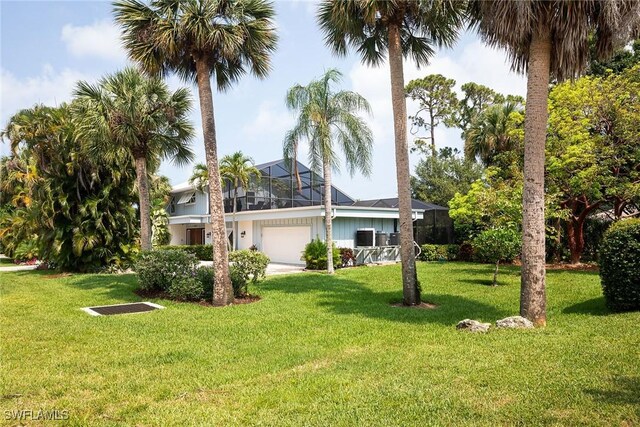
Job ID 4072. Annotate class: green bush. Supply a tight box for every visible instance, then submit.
[13,238,39,262]
[419,244,459,262]
[472,228,521,286]
[156,244,213,261]
[457,242,474,261]
[229,250,270,297]
[167,276,204,301]
[599,219,640,312]
[135,249,199,292]
[303,237,341,270]
[195,266,214,300]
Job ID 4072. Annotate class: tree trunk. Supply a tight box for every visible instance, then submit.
[493,261,499,286]
[232,182,238,251]
[323,157,334,274]
[520,30,551,327]
[135,156,152,251]
[430,110,436,157]
[388,23,420,306]
[566,218,585,264]
[195,58,233,306]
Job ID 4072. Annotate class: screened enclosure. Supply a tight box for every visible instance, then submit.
[414,205,454,245]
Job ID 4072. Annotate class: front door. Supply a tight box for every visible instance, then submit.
[187,228,204,245]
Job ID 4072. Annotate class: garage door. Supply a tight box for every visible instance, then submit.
[262,226,311,264]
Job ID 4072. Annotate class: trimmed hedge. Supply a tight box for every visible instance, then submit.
[419,244,460,262]
[599,219,640,312]
[156,244,213,261]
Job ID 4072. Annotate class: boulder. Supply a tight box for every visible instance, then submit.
[456,319,491,333]
[495,316,534,329]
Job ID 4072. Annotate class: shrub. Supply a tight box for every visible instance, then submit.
[418,244,459,262]
[135,249,199,292]
[339,247,356,267]
[195,266,215,300]
[229,250,270,297]
[472,228,521,286]
[167,276,204,301]
[599,219,640,312]
[13,238,39,262]
[303,238,340,270]
[156,244,213,261]
[457,242,474,261]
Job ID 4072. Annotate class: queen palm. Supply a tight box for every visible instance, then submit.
[317,0,466,302]
[469,0,640,326]
[73,67,194,251]
[284,69,373,274]
[189,163,209,193]
[114,0,277,305]
[219,152,261,251]
[464,102,520,166]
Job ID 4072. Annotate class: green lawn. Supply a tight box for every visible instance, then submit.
[1,263,638,426]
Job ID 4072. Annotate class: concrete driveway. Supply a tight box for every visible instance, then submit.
[198,261,305,276]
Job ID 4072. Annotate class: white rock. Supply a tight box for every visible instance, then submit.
[456,319,491,333]
[495,316,534,329]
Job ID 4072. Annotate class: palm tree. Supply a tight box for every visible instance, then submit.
[189,163,209,193]
[317,0,466,303]
[219,152,261,251]
[114,0,277,306]
[73,67,194,251]
[284,69,373,274]
[464,102,520,166]
[469,0,640,326]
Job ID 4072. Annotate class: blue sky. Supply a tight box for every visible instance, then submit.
[0,0,526,200]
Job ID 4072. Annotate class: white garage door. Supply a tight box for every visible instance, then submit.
[262,226,311,265]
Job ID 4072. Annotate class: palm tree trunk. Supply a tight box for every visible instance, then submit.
[520,29,551,326]
[195,57,233,306]
[232,183,238,251]
[323,157,334,274]
[134,156,152,251]
[388,22,420,306]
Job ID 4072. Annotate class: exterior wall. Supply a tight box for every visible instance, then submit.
[168,223,213,245]
[237,220,254,250]
[170,190,209,217]
[252,217,323,252]
[332,217,396,248]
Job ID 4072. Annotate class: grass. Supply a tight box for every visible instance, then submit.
[1,263,638,426]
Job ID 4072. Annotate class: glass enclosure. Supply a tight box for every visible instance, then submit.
[221,160,354,213]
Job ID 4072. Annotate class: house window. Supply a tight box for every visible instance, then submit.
[177,191,196,205]
[169,196,176,214]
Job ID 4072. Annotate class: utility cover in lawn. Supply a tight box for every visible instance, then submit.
[82,302,164,316]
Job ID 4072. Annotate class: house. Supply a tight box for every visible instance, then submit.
[167,159,447,265]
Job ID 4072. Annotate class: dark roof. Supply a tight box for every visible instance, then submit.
[352,198,448,211]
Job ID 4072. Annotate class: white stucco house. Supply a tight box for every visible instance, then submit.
[167,159,445,265]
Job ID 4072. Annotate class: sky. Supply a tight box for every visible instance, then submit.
[0,0,527,200]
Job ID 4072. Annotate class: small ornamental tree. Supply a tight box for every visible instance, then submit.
[473,228,522,286]
[599,219,640,312]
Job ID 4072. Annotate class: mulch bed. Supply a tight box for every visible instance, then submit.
[510,260,599,271]
[391,301,438,309]
[134,288,260,306]
[44,273,72,279]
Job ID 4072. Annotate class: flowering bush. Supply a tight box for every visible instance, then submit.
[135,249,199,292]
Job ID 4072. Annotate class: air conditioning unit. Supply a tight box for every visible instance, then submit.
[356,228,375,247]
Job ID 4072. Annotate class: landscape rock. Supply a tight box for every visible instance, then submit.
[495,316,534,329]
[456,319,491,333]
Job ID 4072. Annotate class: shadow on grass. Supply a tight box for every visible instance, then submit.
[458,278,502,287]
[585,376,640,411]
[562,296,611,316]
[259,273,510,325]
[62,273,140,302]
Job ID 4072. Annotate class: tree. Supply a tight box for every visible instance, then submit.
[284,69,373,274]
[468,0,640,326]
[547,65,640,264]
[464,102,523,166]
[318,0,466,304]
[114,0,278,306]
[73,68,194,251]
[405,74,457,155]
[453,82,502,137]
[411,147,483,207]
[219,151,261,251]
[473,228,522,286]
[588,38,640,76]
[189,163,209,193]
[150,174,173,247]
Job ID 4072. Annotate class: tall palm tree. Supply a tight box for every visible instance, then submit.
[317,0,466,303]
[73,67,194,251]
[464,102,520,166]
[219,152,261,251]
[284,69,373,274]
[114,0,277,306]
[469,1,640,326]
[189,163,209,193]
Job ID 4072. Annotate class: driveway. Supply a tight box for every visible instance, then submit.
[198,261,305,276]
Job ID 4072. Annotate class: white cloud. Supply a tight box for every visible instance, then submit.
[241,101,294,141]
[61,20,127,62]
